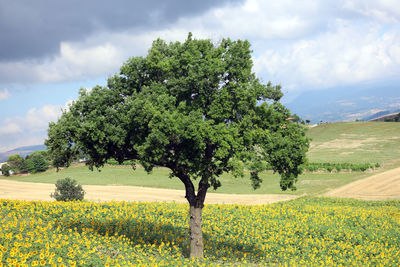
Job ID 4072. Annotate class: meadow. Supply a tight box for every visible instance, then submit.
[3,122,399,196]
[2,164,370,195]
[306,122,400,166]
[1,197,399,266]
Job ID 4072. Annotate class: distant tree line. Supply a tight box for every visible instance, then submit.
[1,151,49,176]
[384,113,400,122]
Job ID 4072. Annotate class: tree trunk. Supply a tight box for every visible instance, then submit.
[173,168,209,258]
[189,205,204,258]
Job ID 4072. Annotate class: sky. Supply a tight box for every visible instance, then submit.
[0,0,400,152]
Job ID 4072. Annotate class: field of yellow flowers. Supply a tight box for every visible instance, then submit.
[1,197,399,266]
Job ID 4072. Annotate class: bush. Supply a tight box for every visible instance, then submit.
[51,177,85,201]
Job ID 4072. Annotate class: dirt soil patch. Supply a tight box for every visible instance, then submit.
[323,167,400,200]
[0,180,297,205]
[312,137,380,150]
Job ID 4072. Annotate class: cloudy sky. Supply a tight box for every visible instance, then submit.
[0,0,399,152]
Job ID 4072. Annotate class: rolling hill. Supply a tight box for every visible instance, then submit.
[306,121,400,165]
[0,145,46,162]
[285,82,400,123]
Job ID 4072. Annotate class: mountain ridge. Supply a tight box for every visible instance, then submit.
[284,82,399,123]
[0,144,46,163]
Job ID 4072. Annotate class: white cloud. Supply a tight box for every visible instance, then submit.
[0,88,10,101]
[0,121,21,135]
[254,19,400,89]
[0,104,62,152]
[343,0,400,23]
[0,42,123,83]
[0,0,399,92]
[171,0,326,41]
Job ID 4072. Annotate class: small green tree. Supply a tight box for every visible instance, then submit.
[7,154,26,173]
[51,177,85,201]
[25,153,49,173]
[1,164,11,176]
[46,34,309,258]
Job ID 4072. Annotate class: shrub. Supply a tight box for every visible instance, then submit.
[51,177,85,201]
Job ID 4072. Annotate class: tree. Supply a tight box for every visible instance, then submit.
[25,152,49,173]
[384,112,400,122]
[7,154,26,174]
[46,34,309,258]
[1,163,11,176]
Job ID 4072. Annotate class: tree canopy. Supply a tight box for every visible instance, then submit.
[7,154,26,173]
[46,33,309,258]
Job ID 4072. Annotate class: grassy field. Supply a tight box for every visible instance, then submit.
[1,197,399,266]
[2,164,369,195]
[307,121,400,166]
[3,121,399,195]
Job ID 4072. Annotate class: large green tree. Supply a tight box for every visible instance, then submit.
[46,34,309,258]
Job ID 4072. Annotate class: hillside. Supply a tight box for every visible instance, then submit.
[0,145,46,162]
[285,82,400,123]
[306,122,400,165]
[370,112,400,122]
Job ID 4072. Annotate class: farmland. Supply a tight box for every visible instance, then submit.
[4,122,400,196]
[1,121,400,266]
[1,197,399,266]
[306,122,400,166]
[1,164,369,196]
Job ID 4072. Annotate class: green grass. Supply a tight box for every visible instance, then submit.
[307,121,400,165]
[2,164,369,195]
[1,121,398,195]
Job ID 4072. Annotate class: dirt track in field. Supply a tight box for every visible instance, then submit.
[0,180,297,205]
[323,167,400,200]
[1,167,399,204]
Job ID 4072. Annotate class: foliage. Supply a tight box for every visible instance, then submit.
[384,113,400,122]
[303,162,377,172]
[106,159,136,166]
[45,33,309,257]
[245,161,378,173]
[46,33,309,198]
[7,154,26,174]
[1,163,11,176]
[26,150,49,159]
[50,177,85,201]
[1,197,399,266]
[25,153,49,174]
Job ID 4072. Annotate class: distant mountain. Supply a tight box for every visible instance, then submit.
[284,81,400,123]
[0,145,46,163]
[364,110,400,121]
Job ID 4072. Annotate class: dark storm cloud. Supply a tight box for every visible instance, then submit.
[0,0,242,62]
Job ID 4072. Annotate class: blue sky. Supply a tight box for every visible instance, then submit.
[0,0,400,152]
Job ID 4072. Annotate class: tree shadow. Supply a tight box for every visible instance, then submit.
[58,216,265,261]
